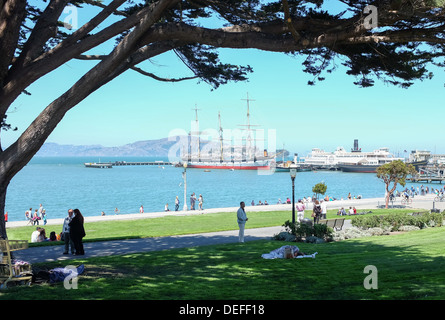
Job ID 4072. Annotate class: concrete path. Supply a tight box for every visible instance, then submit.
[14,226,285,264]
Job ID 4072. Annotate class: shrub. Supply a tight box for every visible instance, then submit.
[280,220,333,242]
[273,231,296,242]
[351,212,445,231]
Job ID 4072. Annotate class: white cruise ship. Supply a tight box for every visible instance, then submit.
[303,140,403,170]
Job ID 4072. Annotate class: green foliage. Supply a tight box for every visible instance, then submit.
[376,160,417,187]
[312,182,327,199]
[282,220,333,241]
[351,212,445,231]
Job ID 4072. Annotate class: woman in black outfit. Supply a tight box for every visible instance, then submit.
[69,208,86,255]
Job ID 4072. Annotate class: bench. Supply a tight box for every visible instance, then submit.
[0,240,32,289]
[410,211,428,216]
[318,218,345,231]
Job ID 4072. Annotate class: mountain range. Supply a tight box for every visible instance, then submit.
[36,137,182,157]
[36,136,289,158]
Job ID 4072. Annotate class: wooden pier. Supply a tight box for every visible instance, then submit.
[84,161,173,168]
[407,177,445,183]
[84,162,113,168]
[407,165,445,183]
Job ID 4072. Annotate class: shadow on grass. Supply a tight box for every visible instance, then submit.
[4,228,445,300]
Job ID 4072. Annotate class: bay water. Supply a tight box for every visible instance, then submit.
[5,156,439,222]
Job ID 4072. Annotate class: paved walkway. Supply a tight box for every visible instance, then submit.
[11,194,442,264]
[14,226,289,264]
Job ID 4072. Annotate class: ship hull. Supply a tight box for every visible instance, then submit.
[187,162,270,170]
[339,160,429,173]
[338,164,379,173]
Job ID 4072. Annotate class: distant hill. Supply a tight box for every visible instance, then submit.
[37,137,288,158]
[36,137,184,157]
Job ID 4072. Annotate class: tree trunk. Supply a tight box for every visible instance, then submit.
[0,181,9,239]
[0,0,179,239]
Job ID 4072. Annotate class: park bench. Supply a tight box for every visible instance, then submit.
[410,211,428,216]
[0,240,32,289]
[318,218,345,231]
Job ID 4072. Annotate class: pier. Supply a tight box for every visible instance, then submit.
[84,161,173,168]
[407,165,445,184]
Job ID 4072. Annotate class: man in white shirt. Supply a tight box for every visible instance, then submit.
[31,227,41,243]
[237,202,248,243]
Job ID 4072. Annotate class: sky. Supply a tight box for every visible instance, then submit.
[3,1,445,158]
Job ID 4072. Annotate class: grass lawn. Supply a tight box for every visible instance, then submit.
[1,217,444,300]
[6,208,419,245]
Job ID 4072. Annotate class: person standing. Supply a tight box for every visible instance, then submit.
[139,205,144,213]
[198,194,203,211]
[25,208,32,225]
[69,208,86,255]
[62,209,74,255]
[237,201,248,243]
[175,196,180,211]
[42,209,47,225]
[295,199,305,222]
[38,203,44,218]
[32,209,39,225]
[190,192,196,210]
[312,200,322,224]
[320,200,327,220]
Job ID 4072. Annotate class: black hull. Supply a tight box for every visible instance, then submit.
[339,159,429,173]
[338,164,378,173]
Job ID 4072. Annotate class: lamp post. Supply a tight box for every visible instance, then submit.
[182,162,188,211]
[290,168,297,224]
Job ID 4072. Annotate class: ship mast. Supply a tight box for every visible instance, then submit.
[218,111,224,162]
[191,104,201,161]
[240,93,260,161]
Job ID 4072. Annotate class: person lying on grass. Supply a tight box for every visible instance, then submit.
[261,245,318,259]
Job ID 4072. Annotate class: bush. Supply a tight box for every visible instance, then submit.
[279,220,333,242]
[332,226,391,241]
[351,212,445,231]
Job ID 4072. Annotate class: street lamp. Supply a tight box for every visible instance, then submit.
[182,162,188,211]
[290,168,297,224]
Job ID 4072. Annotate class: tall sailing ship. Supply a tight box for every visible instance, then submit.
[182,94,274,170]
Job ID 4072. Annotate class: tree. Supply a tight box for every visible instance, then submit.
[312,182,327,200]
[1,0,445,238]
[376,160,417,208]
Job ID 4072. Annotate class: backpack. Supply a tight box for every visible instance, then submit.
[314,205,321,215]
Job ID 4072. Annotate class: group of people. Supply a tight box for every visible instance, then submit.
[29,208,86,256]
[251,200,271,206]
[31,227,60,243]
[25,204,47,225]
[161,193,204,212]
[337,206,357,216]
[61,208,86,256]
[189,192,204,211]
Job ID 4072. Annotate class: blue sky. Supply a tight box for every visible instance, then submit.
[3,1,445,157]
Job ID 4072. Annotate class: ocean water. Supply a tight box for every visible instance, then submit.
[5,157,441,222]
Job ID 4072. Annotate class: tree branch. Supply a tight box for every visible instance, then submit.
[130,65,198,82]
[1,0,180,181]
[0,0,27,81]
